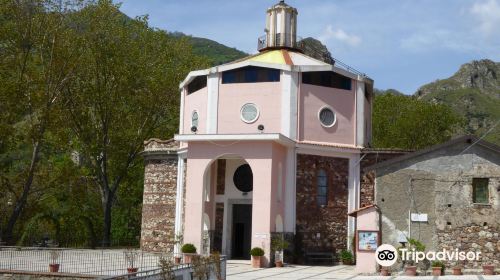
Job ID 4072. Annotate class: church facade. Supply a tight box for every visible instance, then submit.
[139,1,404,265]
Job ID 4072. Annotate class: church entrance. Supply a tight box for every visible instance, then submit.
[231,204,252,259]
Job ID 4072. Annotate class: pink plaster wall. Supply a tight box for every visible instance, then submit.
[183,140,287,265]
[298,83,355,145]
[183,87,208,134]
[355,207,380,274]
[270,142,287,232]
[217,82,282,134]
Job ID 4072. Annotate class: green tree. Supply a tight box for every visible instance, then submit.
[62,1,208,246]
[0,0,84,244]
[372,93,463,150]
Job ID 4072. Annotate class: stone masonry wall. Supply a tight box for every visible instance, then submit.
[438,223,500,268]
[295,154,349,261]
[360,151,409,207]
[140,157,178,252]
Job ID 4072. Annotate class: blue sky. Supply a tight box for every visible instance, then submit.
[118,0,500,94]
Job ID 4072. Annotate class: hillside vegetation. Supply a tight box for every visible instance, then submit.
[416,60,500,144]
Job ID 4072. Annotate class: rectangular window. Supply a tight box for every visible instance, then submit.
[302,71,352,90]
[187,76,207,94]
[472,178,489,204]
[222,66,280,84]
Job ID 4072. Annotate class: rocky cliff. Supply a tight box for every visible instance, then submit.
[416,59,500,144]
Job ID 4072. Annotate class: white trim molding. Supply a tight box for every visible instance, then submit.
[206,73,219,134]
[280,71,298,139]
[355,81,366,146]
[175,133,295,147]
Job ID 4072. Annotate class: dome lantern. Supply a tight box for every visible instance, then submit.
[258,0,300,52]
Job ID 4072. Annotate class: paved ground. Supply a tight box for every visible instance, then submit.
[226,261,500,280]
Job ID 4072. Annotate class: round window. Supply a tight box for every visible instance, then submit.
[240,103,259,123]
[191,111,199,127]
[318,107,336,127]
[233,164,253,192]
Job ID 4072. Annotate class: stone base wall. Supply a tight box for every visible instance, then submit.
[437,223,500,268]
[295,154,348,262]
[140,157,178,252]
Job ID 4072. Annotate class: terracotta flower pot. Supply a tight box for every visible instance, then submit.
[405,266,417,276]
[452,266,462,275]
[275,260,283,267]
[432,267,443,276]
[174,256,182,265]
[49,263,60,273]
[380,267,390,276]
[342,259,353,265]
[483,265,495,275]
[183,254,195,264]
[252,256,262,268]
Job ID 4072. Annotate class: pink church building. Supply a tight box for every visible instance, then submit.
[140,1,400,266]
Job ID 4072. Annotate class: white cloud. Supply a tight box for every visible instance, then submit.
[318,25,362,47]
[471,0,500,36]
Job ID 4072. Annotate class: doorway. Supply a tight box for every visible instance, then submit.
[231,204,252,259]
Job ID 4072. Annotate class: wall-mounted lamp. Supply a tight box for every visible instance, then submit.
[191,126,197,133]
[257,124,264,132]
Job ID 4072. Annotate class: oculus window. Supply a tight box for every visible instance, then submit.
[240,103,259,123]
[318,106,336,127]
[187,76,207,94]
[302,71,352,90]
[317,169,328,206]
[222,66,280,84]
[233,164,253,192]
[472,178,489,204]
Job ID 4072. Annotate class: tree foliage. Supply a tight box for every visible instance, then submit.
[372,93,464,150]
[0,0,208,246]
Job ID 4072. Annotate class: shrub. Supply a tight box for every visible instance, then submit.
[250,247,265,257]
[339,250,353,261]
[431,260,445,268]
[181,243,197,254]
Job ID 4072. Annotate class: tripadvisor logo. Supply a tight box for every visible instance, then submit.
[375,244,481,266]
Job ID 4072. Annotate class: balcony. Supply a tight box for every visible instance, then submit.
[257,33,304,52]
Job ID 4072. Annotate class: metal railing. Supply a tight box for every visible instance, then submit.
[0,246,178,276]
[258,33,304,51]
[103,256,227,280]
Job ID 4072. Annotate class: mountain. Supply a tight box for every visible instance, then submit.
[170,33,336,66]
[169,32,248,65]
[374,88,405,96]
[299,37,335,65]
[416,59,500,144]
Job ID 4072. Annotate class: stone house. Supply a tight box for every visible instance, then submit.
[365,135,500,268]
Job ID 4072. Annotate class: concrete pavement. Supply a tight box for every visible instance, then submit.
[226,261,500,280]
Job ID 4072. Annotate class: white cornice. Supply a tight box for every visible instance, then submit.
[174,133,295,147]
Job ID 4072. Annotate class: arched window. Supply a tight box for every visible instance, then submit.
[317,169,328,206]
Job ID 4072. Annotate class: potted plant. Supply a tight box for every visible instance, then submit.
[250,247,265,268]
[174,234,183,264]
[124,249,139,275]
[339,250,354,265]
[452,266,462,275]
[380,267,390,276]
[271,236,289,267]
[404,239,425,276]
[483,264,495,275]
[431,260,444,276]
[181,243,197,264]
[48,250,61,272]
